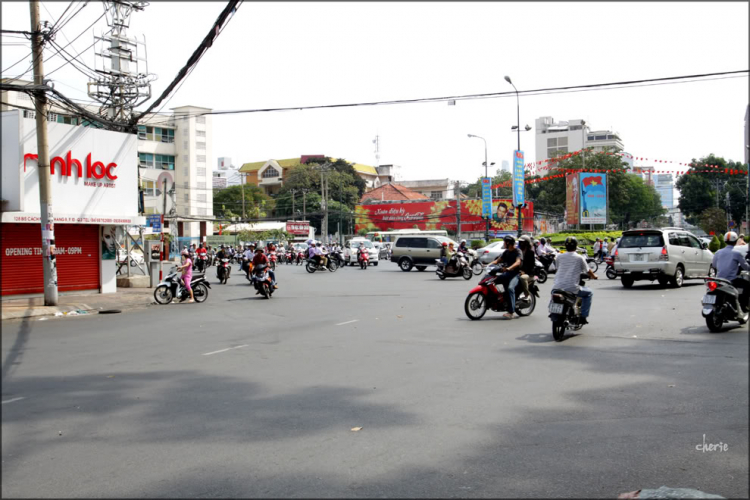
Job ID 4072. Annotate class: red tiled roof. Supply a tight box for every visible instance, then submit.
[360,183,429,203]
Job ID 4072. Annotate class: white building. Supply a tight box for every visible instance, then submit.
[397,179,458,200]
[1,79,214,240]
[213,157,242,189]
[534,116,624,175]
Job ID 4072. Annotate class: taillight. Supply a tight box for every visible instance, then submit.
[613,249,619,261]
[659,246,668,261]
[483,250,489,254]
[707,281,718,292]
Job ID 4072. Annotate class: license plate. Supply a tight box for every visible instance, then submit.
[702,295,716,305]
[630,254,646,262]
[549,303,564,314]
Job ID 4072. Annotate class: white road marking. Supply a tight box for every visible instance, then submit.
[2,397,26,405]
[202,344,249,356]
[336,320,359,326]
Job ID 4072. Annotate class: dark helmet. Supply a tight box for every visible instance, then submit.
[565,236,578,252]
[540,237,546,245]
[503,235,516,246]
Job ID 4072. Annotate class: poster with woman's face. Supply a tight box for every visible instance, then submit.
[102,225,117,260]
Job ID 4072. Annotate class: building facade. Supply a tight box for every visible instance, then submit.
[653,174,675,209]
[213,157,241,189]
[397,179,458,200]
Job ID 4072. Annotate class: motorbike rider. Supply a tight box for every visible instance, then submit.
[490,235,523,319]
[517,235,536,299]
[252,247,278,291]
[357,243,368,264]
[440,242,449,265]
[316,242,329,269]
[195,242,208,272]
[536,237,555,271]
[552,236,598,325]
[447,242,459,271]
[242,244,255,278]
[457,239,469,256]
[711,231,750,320]
[175,249,195,303]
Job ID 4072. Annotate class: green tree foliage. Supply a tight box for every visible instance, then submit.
[708,235,721,253]
[462,170,513,198]
[213,184,273,220]
[675,154,748,225]
[699,207,727,237]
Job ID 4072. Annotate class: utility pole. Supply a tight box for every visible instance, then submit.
[290,189,296,218]
[241,173,246,219]
[160,178,167,280]
[30,0,58,306]
[302,189,307,221]
[455,180,462,241]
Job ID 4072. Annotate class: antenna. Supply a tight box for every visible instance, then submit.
[87,1,156,123]
[373,134,380,167]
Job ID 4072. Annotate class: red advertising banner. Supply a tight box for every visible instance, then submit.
[565,172,579,225]
[286,221,310,235]
[355,200,534,234]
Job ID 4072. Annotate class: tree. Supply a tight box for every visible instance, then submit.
[462,170,513,199]
[708,235,721,253]
[698,207,727,236]
[675,154,748,225]
[213,184,274,220]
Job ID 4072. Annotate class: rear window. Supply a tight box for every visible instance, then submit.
[619,232,665,248]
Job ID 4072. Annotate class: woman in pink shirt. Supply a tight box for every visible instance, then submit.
[176,249,195,303]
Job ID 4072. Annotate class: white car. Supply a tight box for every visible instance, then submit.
[344,239,379,266]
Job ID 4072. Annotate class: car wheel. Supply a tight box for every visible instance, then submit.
[671,266,684,288]
[621,275,634,288]
[399,258,413,272]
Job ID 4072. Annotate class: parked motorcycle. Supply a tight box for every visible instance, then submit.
[306,257,338,273]
[464,264,539,319]
[216,258,231,284]
[252,263,274,299]
[436,255,472,280]
[548,273,590,341]
[358,249,369,269]
[702,271,750,332]
[154,268,211,304]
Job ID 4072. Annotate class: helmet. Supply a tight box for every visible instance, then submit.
[724,231,738,245]
[540,237,546,245]
[565,236,578,252]
[503,235,516,246]
[255,247,264,253]
[460,239,467,244]
[442,242,448,247]
[220,245,225,249]
[520,235,532,243]
[181,249,189,256]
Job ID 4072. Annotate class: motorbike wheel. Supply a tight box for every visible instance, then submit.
[462,267,473,280]
[329,261,338,272]
[464,292,488,320]
[193,283,209,303]
[588,260,599,273]
[552,320,566,341]
[438,273,446,280]
[606,267,617,280]
[471,260,484,276]
[705,312,723,333]
[306,261,317,273]
[261,284,269,299]
[515,293,537,317]
[154,285,173,305]
[536,270,548,284]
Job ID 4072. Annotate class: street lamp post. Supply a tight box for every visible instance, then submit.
[468,134,490,242]
[505,75,525,239]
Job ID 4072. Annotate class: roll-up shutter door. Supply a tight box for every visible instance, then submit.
[1,223,100,295]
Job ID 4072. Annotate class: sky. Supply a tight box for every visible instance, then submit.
[2,1,748,184]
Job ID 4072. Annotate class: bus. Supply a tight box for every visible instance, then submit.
[366,229,449,248]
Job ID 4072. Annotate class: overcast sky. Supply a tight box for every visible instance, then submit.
[2,2,748,183]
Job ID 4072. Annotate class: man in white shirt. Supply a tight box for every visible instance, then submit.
[592,238,602,261]
[552,236,598,325]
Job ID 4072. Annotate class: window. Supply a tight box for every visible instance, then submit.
[184,194,189,202]
[570,125,582,131]
[409,238,428,248]
[141,180,155,196]
[558,137,568,146]
[138,153,154,168]
[197,194,207,203]
[196,116,206,125]
[262,167,280,178]
[668,233,680,246]
[196,155,206,163]
[184,181,189,189]
[183,154,190,161]
[183,141,189,151]
[197,167,206,177]
[197,207,207,216]
[196,142,206,150]
[547,146,568,158]
[587,135,595,141]
[23,110,35,119]
[58,115,78,125]
[138,125,147,140]
[395,238,414,248]
[686,234,702,249]
[547,138,558,147]
[159,128,175,143]
[197,181,206,189]
[47,112,58,122]
[430,191,443,200]
[196,130,206,137]
[154,154,175,170]
[595,135,606,140]
[427,239,441,249]
[619,233,665,248]
[183,167,189,176]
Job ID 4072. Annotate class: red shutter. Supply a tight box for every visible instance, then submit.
[1,223,100,296]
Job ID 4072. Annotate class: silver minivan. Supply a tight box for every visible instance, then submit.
[614,228,714,288]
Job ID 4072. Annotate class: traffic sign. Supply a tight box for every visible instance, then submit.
[146,214,162,232]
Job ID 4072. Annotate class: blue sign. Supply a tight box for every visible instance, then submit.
[481,177,492,218]
[512,150,525,207]
[146,214,162,232]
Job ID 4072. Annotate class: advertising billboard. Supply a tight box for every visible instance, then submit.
[481,177,492,218]
[579,172,607,224]
[286,221,310,236]
[565,172,580,226]
[354,200,534,233]
[512,150,525,207]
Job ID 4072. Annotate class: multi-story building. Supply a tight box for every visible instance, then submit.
[534,116,624,175]
[213,157,242,189]
[397,179,458,200]
[1,79,213,239]
[631,166,655,186]
[654,174,675,209]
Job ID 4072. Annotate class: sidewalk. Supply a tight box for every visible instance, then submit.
[1,288,157,321]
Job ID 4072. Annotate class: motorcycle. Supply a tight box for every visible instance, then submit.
[548,273,590,341]
[604,256,617,280]
[358,250,369,269]
[436,255,473,280]
[296,251,305,265]
[464,264,538,319]
[577,248,598,273]
[154,268,211,304]
[269,251,277,271]
[702,270,750,332]
[216,258,231,284]
[195,253,208,273]
[534,258,548,284]
[306,256,338,273]
[460,248,484,275]
[330,249,345,268]
[252,263,274,299]
[286,249,295,265]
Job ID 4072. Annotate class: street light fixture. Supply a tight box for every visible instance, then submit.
[505,75,525,238]
[468,134,490,241]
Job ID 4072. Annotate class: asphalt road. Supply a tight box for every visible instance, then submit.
[2,260,748,498]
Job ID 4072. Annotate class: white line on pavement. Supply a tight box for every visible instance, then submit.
[336,320,359,326]
[202,344,249,356]
[2,397,26,405]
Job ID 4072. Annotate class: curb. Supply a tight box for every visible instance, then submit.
[1,300,155,321]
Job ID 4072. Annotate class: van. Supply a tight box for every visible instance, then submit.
[391,235,456,272]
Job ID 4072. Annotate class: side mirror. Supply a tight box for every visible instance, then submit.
[701,242,708,250]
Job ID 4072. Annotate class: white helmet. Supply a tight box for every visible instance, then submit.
[460,239,467,244]
[724,231,738,244]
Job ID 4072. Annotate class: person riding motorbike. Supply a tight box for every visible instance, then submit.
[357,243,368,265]
[518,235,536,299]
[439,242,449,265]
[447,242,460,271]
[242,244,256,278]
[196,242,208,272]
[457,239,469,255]
[175,249,195,303]
[252,247,278,291]
[316,242,329,269]
[490,235,523,319]
[535,237,556,271]
[711,231,750,320]
[552,236,598,325]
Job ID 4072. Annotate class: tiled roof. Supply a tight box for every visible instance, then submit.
[360,183,429,202]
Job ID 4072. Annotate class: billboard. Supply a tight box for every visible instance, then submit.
[579,173,607,224]
[565,172,580,225]
[481,177,492,218]
[512,150,525,207]
[354,200,534,233]
[286,221,310,236]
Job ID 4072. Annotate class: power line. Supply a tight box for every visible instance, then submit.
[48,1,76,34]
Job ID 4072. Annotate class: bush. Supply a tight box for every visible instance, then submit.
[470,239,484,249]
[540,230,622,246]
[708,235,721,252]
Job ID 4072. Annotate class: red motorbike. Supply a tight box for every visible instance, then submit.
[604,256,616,280]
[357,249,369,269]
[268,251,277,270]
[286,250,295,265]
[296,250,305,266]
[196,252,208,273]
[464,264,539,320]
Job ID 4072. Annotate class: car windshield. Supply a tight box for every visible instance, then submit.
[350,241,373,249]
[619,233,665,248]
